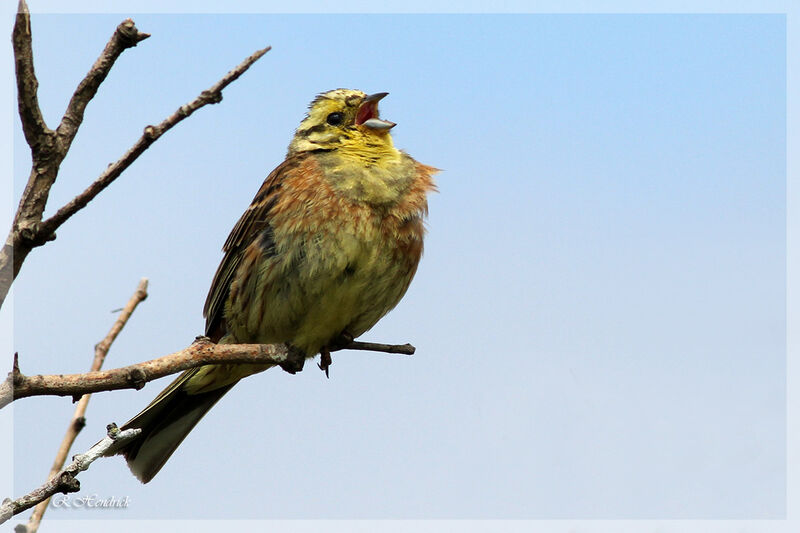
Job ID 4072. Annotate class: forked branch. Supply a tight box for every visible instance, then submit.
[0,0,269,310]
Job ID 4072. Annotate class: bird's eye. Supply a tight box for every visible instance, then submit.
[326,112,344,126]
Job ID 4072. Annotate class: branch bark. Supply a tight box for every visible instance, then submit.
[1,339,413,409]
[0,424,141,525]
[22,278,148,533]
[12,0,47,147]
[0,1,269,311]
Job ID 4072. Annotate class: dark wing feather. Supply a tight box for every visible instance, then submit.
[203,155,307,340]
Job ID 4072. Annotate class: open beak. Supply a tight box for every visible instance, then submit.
[355,92,396,130]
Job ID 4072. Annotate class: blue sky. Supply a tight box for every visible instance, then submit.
[0,3,794,532]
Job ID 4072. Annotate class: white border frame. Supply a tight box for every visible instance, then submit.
[2,2,794,531]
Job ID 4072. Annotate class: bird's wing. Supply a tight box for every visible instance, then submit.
[203,154,309,340]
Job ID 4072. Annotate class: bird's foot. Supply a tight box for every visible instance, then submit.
[279,345,306,374]
[328,331,354,351]
[318,346,332,378]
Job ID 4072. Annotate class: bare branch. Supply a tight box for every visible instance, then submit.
[22,278,148,533]
[4,0,55,309]
[1,338,414,409]
[91,278,149,370]
[35,46,271,243]
[345,341,415,355]
[56,19,150,152]
[0,424,141,525]
[0,8,269,312]
[1,339,285,408]
[2,14,152,311]
[13,0,48,146]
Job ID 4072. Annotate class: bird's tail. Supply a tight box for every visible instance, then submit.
[111,358,272,483]
[112,366,237,483]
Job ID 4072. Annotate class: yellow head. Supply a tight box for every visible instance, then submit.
[288,89,397,156]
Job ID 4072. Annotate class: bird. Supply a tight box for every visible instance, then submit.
[112,89,438,483]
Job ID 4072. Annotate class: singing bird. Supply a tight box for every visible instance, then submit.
[113,89,437,483]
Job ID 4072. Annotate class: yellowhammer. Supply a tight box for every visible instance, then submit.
[114,89,438,482]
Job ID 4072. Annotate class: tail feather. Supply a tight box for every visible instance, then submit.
[115,368,236,483]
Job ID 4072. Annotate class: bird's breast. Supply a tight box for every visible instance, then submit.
[225,153,430,355]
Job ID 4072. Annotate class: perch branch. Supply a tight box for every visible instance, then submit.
[0,424,141,525]
[1,338,412,409]
[345,341,415,355]
[22,278,148,533]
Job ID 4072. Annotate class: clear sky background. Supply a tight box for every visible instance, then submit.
[0,2,795,532]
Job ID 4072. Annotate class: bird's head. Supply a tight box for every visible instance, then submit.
[288,89,396,155]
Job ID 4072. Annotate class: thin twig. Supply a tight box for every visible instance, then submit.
[0,424,141,525]
[35,46,271,252]
[56,20,150,153]
[0,338,414,409]
[22,279,148,533]
[91,279,149,370]
[344,341,415,355]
